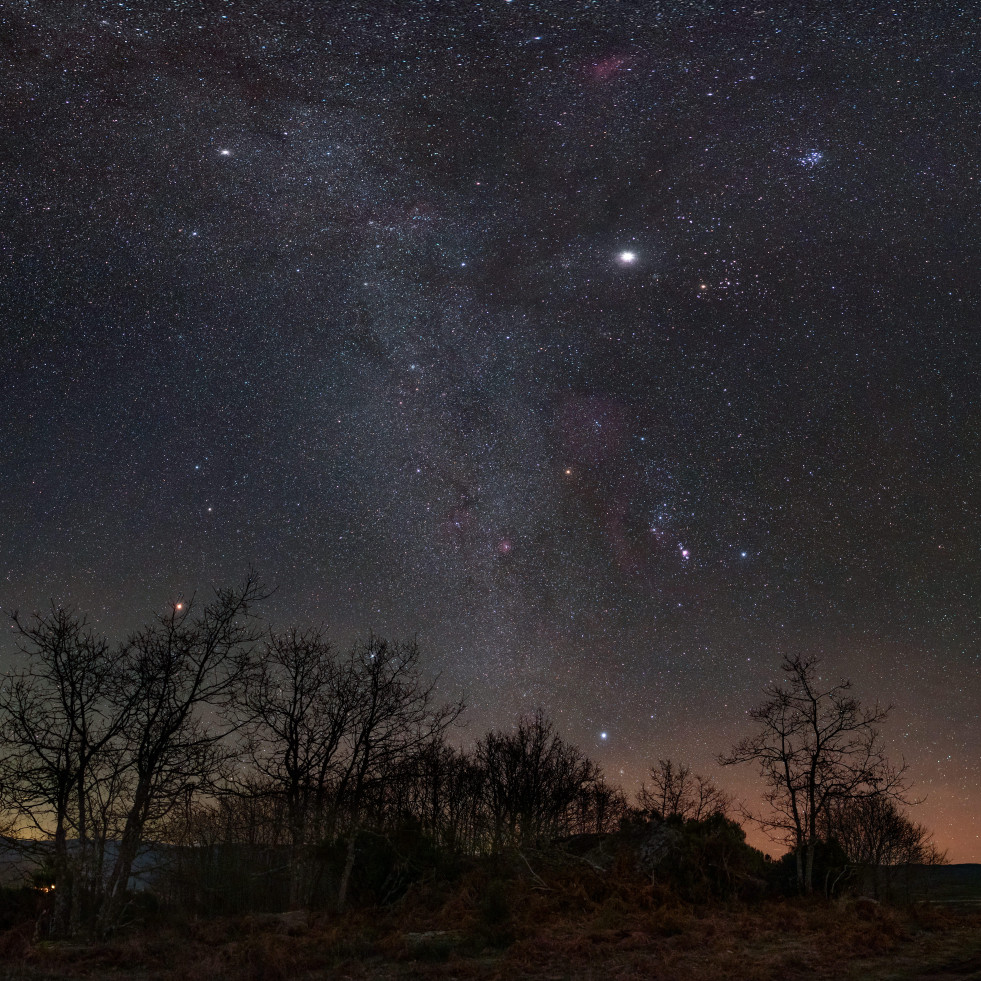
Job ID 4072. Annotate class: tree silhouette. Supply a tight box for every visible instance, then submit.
[821,796,946,898]
[476,708,600,849]
[331,637,463,910]
[241,627,356,905]
[637,759,731,822]
[721,654,909,894]
[97,575,266,933]
[0,606,130,936]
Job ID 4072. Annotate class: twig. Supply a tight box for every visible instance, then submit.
[517,849,551,890]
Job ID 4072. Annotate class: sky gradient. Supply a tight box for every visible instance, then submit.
[2,2,979,860]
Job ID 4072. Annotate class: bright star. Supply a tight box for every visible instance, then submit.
[617,251,637,264]
[600,731,608,740]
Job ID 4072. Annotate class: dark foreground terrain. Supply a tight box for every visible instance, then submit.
[1,867,980,981]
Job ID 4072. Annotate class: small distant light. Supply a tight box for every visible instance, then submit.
[219,149,232,156]
[618,250,637,264]
[600,731,608,740]
[175,602,184,611]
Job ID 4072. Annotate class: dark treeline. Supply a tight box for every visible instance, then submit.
[0,579,945,938]
[158,706,631,918]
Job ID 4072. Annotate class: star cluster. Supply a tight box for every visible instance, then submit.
[2,2,979,859]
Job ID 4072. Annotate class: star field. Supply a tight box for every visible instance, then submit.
[2,2,979,859]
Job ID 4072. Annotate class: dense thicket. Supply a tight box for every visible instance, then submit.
[0,585,943,935]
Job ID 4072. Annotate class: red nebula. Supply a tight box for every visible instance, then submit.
[589,55,631,81]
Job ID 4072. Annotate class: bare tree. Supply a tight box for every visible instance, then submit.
[241,627,357,905]
[0,606,130,936]
[155,785,294,915]
[720,654,909,894]
[331,637,463,910]
[379,738,487,855]
[568,777,629,835]
[97,575,265,933]
[637,759,731,822]
[821,796,946,898]
[476,709,601,849]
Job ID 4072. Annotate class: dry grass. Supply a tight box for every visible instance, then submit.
[1,869,979,981]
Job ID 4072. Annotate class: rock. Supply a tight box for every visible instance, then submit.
[275,910,310,935]
[639,824,686,873]
[854,896,881,918]
[248,910,310,935]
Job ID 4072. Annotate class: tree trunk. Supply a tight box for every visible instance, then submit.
[51,818,71,938]
[69,770,88,936]
[289,842,311,909]
[68,845,85,937]
[98,800,147,936]
[336,833,357,912]
[804,839,816,895]
[287,795,308,908]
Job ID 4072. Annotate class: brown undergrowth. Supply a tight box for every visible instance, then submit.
[1,859,978,981]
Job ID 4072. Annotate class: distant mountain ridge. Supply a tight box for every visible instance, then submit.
[0,837,164,891]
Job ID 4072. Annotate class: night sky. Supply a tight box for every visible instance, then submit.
[3,2,979,860]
